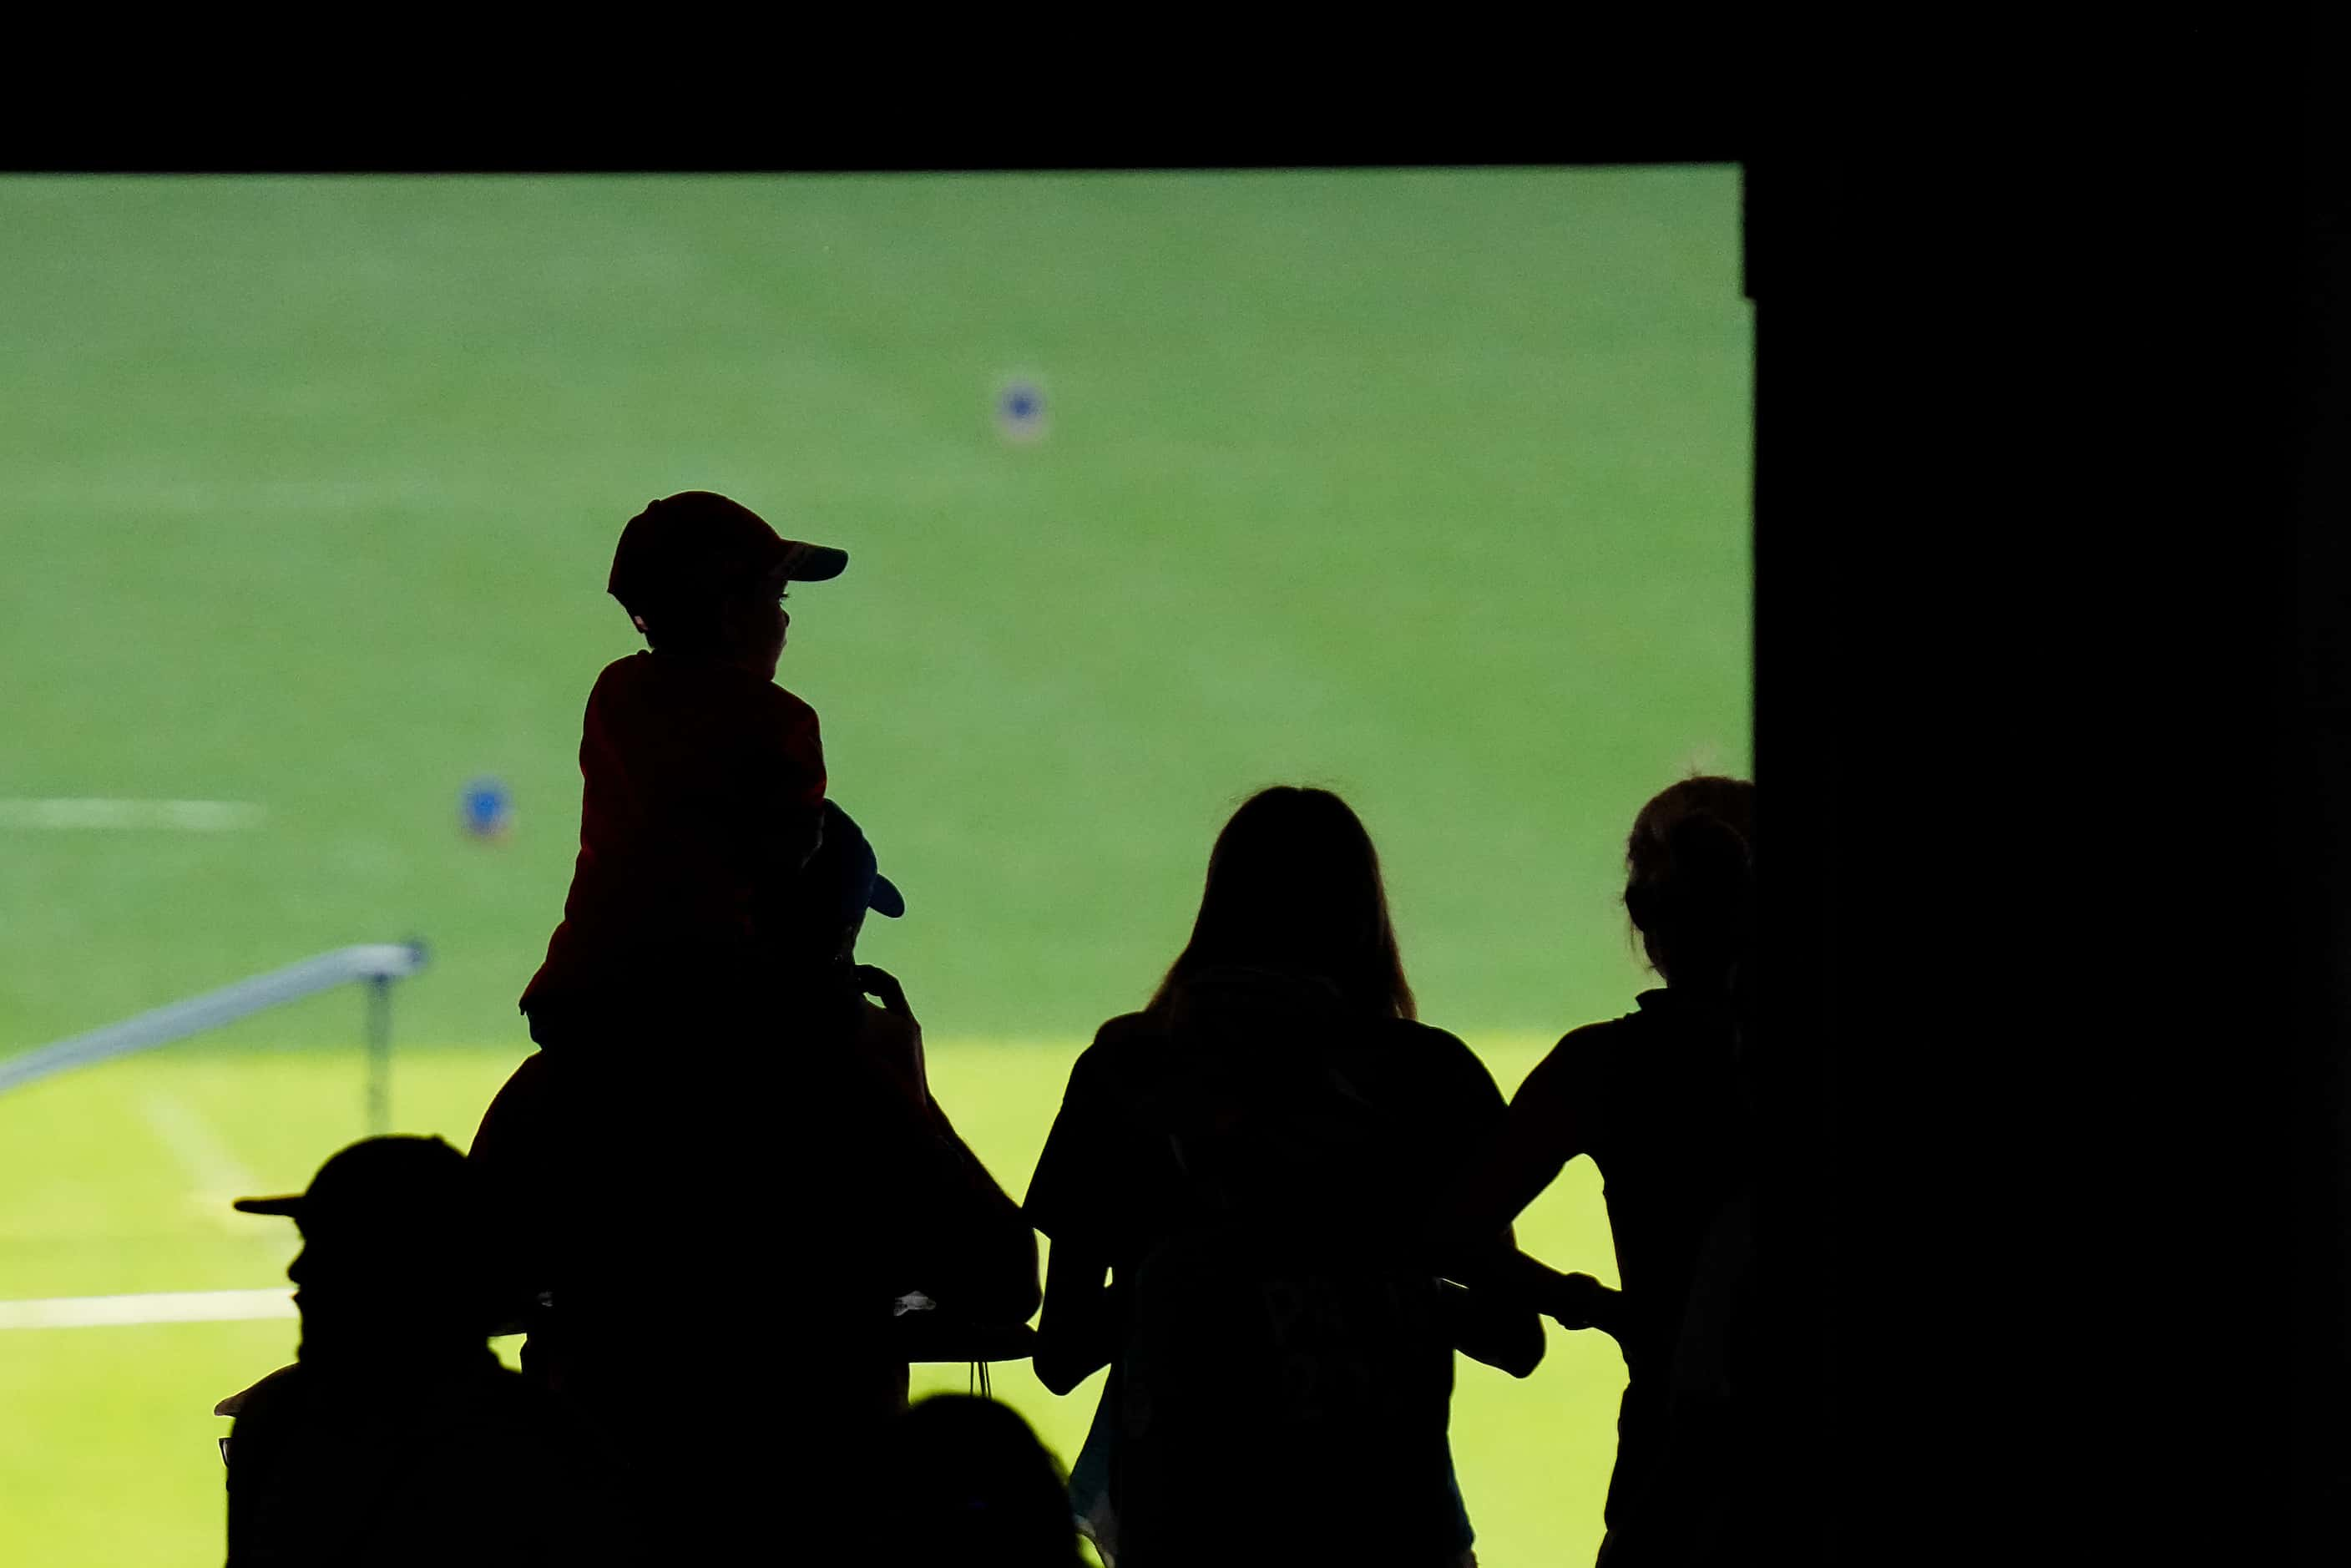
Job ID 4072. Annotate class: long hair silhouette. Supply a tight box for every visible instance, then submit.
[1149,786,1416,1021]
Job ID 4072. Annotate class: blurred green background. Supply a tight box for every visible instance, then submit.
[0,170,1749,1564]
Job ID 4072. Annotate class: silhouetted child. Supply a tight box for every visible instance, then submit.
[218,1136,627,1567]
[1027,787,1540,1568]
[519,490,857,1048]
[881,1394,1085,1566]
[1444,776,1758,1568]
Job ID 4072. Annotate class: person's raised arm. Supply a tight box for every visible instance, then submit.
[467,1052,557,1338]
[1433,1026,1604,1280]
[1440,1228,1547,1378]
[1032,1241,1119,1396]
[918,1092,1042,1325]
[1499,1250,1629,1336]
[1022,1029,1130,1397]
[851,966,1040,1327]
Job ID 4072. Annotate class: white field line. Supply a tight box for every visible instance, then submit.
[18,478,453,513]
[0,799,265,831]
[138,1092,272,1236]
[0,1102,296,1330]
[0,1289,294,1329]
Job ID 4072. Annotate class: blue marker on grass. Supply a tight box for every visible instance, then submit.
[460,778,513,842]
[996,377,1049,443]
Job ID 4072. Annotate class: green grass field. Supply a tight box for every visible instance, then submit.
[0,170,1748,1564]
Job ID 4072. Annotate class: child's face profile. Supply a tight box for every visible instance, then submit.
[716,567,791,680]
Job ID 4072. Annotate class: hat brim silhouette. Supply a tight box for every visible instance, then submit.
[232,1194,306,1217]
[776,539,848,582]
[228,1136,470,1223]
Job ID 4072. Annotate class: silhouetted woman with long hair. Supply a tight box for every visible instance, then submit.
[1026,786,1538,1568]
[1446,776,1757,1568]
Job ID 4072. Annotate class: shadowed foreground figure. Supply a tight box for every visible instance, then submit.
[1446,776,1761,1568]
[471,801,1038,1558]
[218,1136,629,1567]
[1028,786,1540,1568]
[883,1394,1087,1566]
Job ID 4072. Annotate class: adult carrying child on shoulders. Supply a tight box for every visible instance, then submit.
[469,493,1035,1560]
[519,490,860,1048]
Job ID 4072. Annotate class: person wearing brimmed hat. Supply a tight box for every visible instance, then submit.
[218,1137,631,1567]
[520,491,862,1045]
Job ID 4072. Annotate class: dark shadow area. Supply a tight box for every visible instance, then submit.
[1745,14,2342,1560]
[172,65,2351,1561]
[2286,18,2351,1552]
[885,1393,1087,1566]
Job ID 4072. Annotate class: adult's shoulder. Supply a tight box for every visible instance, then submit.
[1092,1009,1157,1046]
[1064,1011,1160,1090]
[468,1050,555,1162]
[1379,1017,1494,1072]
[1028,1011,1164,1228]
[1369,1015,1485,1062]
[1515,1014,1640,1106]
[1376,1018,1507,1104]
[488,1046,555,1095]
[1550,1011,1642,1062]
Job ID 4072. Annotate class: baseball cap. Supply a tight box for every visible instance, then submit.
[233,1136,471,1230]
[817,801,906,923]
[608,492,847,630]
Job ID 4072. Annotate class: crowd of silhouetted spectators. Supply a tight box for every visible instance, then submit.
[213,494,1759,1567]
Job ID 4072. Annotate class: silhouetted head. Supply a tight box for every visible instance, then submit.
[1624,776,1755,994]
[886,1395,1084,1566]
[235,1136,498,1354]
[607,492,846,679]
[1152,786,1416,1020]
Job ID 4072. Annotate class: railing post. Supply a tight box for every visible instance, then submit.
[364,974,392,1136]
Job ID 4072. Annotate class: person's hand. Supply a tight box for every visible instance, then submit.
[852,964,927,1109]
[1545,1272,1625,1335]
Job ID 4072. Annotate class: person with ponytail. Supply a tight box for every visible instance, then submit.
[1442,776,1757,1568]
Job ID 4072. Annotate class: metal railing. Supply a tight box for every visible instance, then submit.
[0,943,429,1132]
